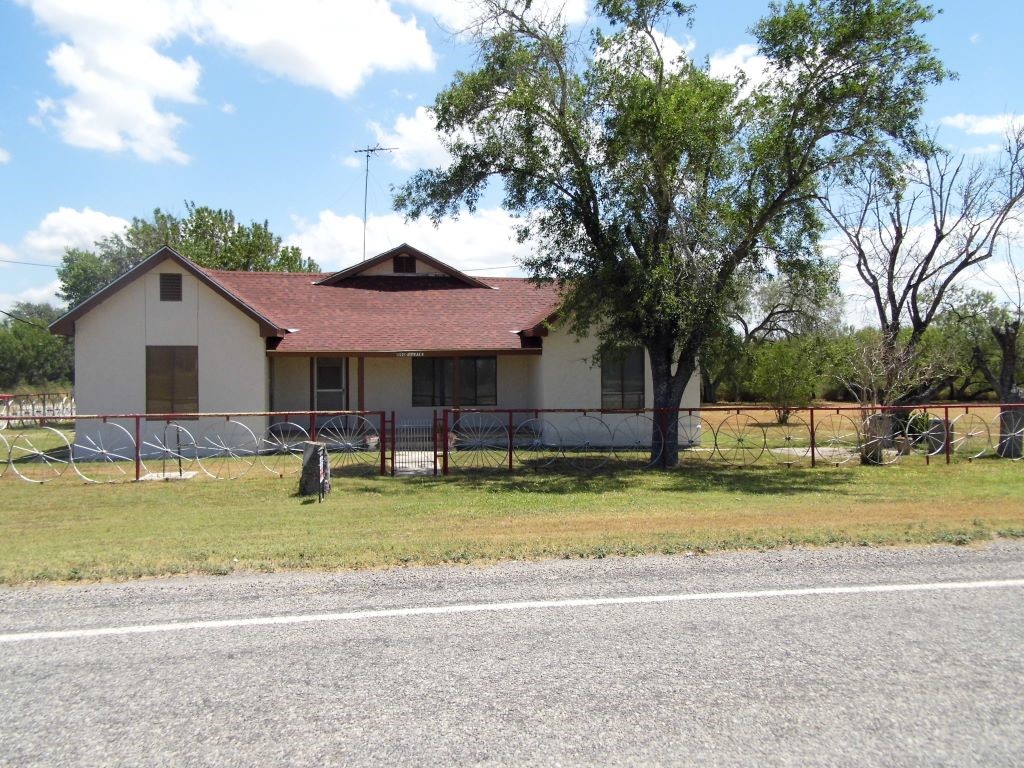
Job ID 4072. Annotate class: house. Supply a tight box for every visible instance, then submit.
[50,244,700,455]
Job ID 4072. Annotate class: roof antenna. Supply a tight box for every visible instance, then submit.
[354,144,397,261]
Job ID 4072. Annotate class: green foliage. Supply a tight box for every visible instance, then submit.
[750,337,828,420]
[57,202,318,309]
[396,0,947,429]
[0,302,73,389]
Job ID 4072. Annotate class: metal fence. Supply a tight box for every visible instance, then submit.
[1,404,1021,484]
[0,392,75,429]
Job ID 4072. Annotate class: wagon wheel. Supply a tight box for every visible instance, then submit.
[715,413,766,466]
[259,422,309,477]
[196,419,258,479]
[812,413,860,466]
[512,418,561,469]
[949,413,990,460]
[905,409,947,458]
[140,423,198,477]
[319,415,381,475]
[448,413,508,470]
[765,415,811,465]
[611,414,662,468]
[8,426,72,483]
[860,413,905,465]
[561,415,612,472]
[676,414,716,465]
[991,409,1024,461]
[0,432,9,477]
[4,399,25,430]
[72,421,137,483]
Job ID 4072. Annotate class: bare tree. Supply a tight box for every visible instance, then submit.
[821,128,1024,404]
[971,254,1024,457]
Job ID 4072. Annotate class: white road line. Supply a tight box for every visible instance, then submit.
[2,578,1023,644]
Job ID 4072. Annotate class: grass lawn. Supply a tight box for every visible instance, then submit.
[1,458,1023,585]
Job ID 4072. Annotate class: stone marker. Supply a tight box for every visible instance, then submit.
[299,442,331,500]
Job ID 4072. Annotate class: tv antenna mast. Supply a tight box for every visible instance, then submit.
[354,144,397,260]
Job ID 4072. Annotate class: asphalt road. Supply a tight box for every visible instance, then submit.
[2,542,1023,767]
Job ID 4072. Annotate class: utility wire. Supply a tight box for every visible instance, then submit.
[0,257,57,268]
[0,308,50,330]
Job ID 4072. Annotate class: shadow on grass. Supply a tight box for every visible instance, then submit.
[397,463,857,496]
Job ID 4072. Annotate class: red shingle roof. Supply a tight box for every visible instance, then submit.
[201,270,561,354]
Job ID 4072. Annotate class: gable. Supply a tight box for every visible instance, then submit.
[49,246,288,338]
[315,243,493,289]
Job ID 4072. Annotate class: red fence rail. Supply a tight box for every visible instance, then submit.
[1,403,1021,484]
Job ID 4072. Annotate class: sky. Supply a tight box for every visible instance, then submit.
[0,0,1022,319]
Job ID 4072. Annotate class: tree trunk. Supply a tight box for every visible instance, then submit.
[991,320,1023,459]
[701,368,718,404]
[648,340,696,467]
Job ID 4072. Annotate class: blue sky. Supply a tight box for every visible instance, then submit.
[1,0,1021,313]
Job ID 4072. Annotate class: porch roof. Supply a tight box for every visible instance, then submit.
[203,269,562,355]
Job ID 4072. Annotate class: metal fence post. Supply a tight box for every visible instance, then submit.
[379,411,387,476]
[809,407,816,468]
[508,410,514,472]
[134,414,141,481]
[442,409,449,476]
[945,405,951,465]
[390,411,396,477]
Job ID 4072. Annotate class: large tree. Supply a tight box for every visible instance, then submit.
[820,128,1024,404]
[395,0,946,460]
[0,302,73,388]
[58,202,318,309]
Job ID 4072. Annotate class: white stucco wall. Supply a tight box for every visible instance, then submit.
[271,357,310,414]
[535,326,700,446]
[360,257,444,277]
[73,262,268,458]
[356,355,537,424]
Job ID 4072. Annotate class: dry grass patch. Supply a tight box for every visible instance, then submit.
[0,460,1022,584]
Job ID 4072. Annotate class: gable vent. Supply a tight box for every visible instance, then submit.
[160,273,183,302]
[393,255,416,274]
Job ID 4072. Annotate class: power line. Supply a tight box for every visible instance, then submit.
[0,308,50,330]
[0,257,57,268]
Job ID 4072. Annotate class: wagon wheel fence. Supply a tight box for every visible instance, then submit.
[1,403,1021,484]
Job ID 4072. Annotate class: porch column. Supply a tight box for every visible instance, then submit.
[357,356,365,411]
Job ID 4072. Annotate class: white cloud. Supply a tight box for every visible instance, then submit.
[709,43,772,93]
[21,206,129,263]
[966,143,1002,155]
[0,243,16,267]
[196,0,436,99]
[0,147,9,164]
[940,113,1021,136]
[969,33,981,45]
[286,207,529,274]
[341,156,362,169]
[370,106,449,170]
[0,280,63,312]
[651,30,695,65]
[20,0,438,163]
[220,102,236,115]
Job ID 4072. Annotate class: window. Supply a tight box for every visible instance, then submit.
[316,358,346,411]
[159,273,182,301]
[146,346,198,415]
[601,347,645,410]
[412,357,497,406]
[393,255,416,273]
